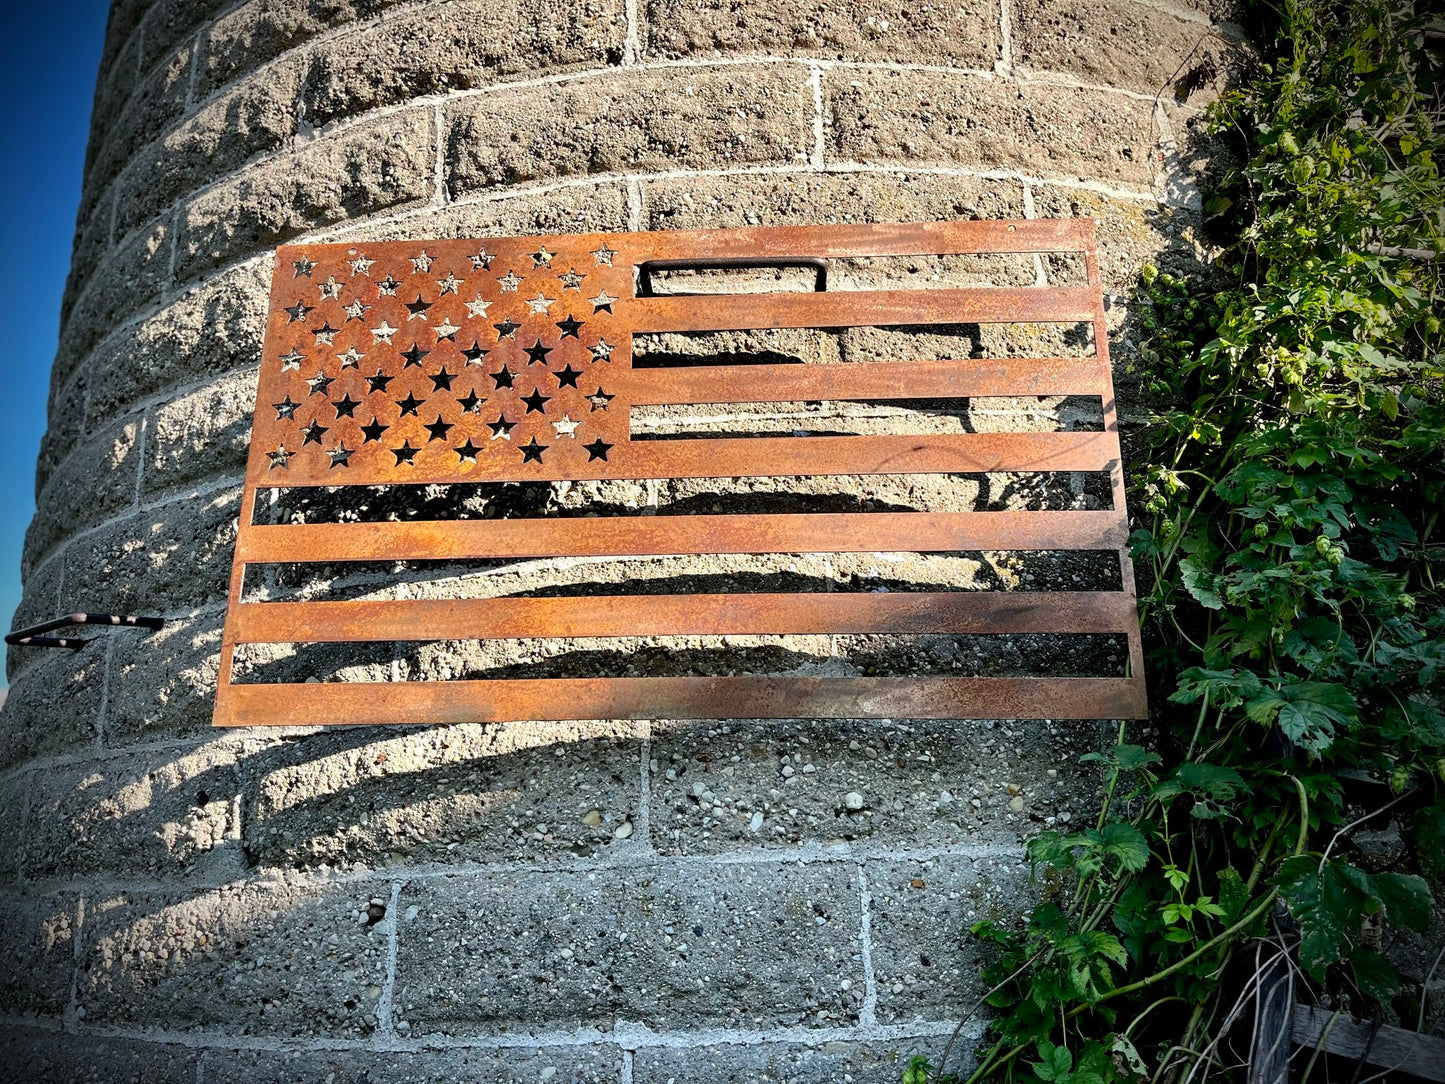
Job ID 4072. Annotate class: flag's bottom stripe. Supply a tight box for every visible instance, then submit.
[213,674,1148,725]
[229,591,1139,643]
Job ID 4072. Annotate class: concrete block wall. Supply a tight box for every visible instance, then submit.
[2,0,1244,1078]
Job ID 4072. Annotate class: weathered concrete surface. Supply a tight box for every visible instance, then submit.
[1,0,1235,1075]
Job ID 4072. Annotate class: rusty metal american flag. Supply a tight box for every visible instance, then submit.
[214,219,1147,728]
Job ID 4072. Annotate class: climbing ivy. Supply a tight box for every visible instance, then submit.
[909,1,1443,1080]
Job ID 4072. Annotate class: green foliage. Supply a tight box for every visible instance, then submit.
[909,1,1443,1081]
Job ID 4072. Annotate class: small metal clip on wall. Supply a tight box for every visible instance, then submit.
[5,613,164,650]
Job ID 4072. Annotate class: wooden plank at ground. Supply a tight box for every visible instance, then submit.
[1291,1004,1445,1082]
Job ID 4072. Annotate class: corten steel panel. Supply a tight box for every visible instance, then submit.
[215,219,1148,726]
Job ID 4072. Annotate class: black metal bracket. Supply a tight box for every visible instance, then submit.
[637,256,829,297]
[6,613,165,650]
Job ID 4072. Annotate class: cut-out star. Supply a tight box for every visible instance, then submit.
[328,442,352,468]
[367,368,394,393]
[307,371,335,396]
[520,436,548,463]
[552,414,579,438]
[521,387,552,414]
[312,322,339,346]
[360,418,388,443]
[424,416,454,442]
[490,365,515,389]
[349,253,374,276]
[589,338,615,362]
[590,289,617,313]
[470,247,495,270]
[454,437,484,462]
[279,348,306,371]
[302,419,329,445]
[559,267,586,290]
[406,295,432,321]
[437,272,462,295]
[284,300,313,323]
[396,391,423,417]
[466,295,492,318]
[461,340,489,365]
[434,317,461,341]
[588,387,615,411]
[293,257,316,278]
[268,444,292,469]
[318,276,343,301]
[376,275,400,296]
[429,367,456,392]
[337,346,365,368]
[274,395,300,420]
[410,251,435,273]
[332,393,361,418]
[584,437,613,462]
[372,320,398,343]
[493,318,520,339]
[531,246,554,268]
[591,243,617,266]
[524,339,553,366]
[497,270,522,292]
[488,413,516,440]
[343,298,369,322]
[552,364,583,389]
[457,389,484,413]
[526,292,554,314]
[392,440,418,466]
[556,314,585,339]
[400,343,429,368]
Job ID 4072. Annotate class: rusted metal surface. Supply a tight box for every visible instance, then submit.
[215,218,1148,727]
[6,613,164,650]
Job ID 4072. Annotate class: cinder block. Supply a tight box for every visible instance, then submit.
[0,892,80,1015]
[197,0,412,101]
[823,69,1157,188]
[63,202,114,323]
[0,639,104,772]
[104,610,225,747]
[57,215,173,378]
[83,42,194,218]
[114,55,305,241]
[197,1044,623,1083]
[633,1039,924,1083]
[23,413,142,576]
[81,259,272,434]
[0,1026,197,1083]
[144,367,258,499]
[78,877,393,1036]
[394,861,863,1035]
[645,170,1028,231]
[245,722,645,870]
[445,66,811,197]
[139,0,237,74]
[177,109,436,281]
[1013,0,1236,99]
[326,179,632,245]
[61,486,242,616]
[21,741,244,882]
[301,0,627,129]
[34,366,90,498]
[1029,185,1201,294]
[865,854,1031,1023]
[645,0,999,67]
[649,718,1101,855]
[0,771,24,882]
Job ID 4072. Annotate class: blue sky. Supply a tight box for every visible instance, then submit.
[0,2,107,685]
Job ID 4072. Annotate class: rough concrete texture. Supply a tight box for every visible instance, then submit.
[2,0,1234,1075]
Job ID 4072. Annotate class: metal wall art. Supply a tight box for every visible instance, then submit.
[215,219,1147,727]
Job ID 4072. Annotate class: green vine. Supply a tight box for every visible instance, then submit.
[909,1,1444,1081]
